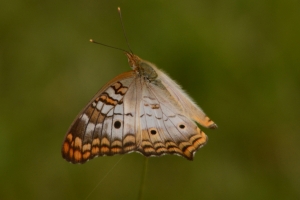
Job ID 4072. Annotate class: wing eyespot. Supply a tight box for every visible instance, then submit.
[179,124,185,129]
[114,120,122,129]
[149,128,157,135]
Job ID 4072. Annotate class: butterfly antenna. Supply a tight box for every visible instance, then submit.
[89,39,130,53]
[118,7,134,54]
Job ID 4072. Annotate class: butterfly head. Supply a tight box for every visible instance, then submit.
[126,52,159,81]
[126,53,142,70]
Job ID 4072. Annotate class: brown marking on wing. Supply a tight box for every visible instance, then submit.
[111,82,128,95]
[194,115,218,129]
[151,104,160,109]
[99,93,118,106]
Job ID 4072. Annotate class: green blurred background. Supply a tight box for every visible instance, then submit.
[1,0,299,199]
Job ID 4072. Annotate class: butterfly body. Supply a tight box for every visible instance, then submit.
[62,53,217,163]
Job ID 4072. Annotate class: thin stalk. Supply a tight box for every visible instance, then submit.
[138,157,149,200]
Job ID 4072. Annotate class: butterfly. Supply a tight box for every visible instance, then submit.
[61,51,217,164]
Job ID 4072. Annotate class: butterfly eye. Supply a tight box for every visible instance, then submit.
[149,128,157,135]
[179,124,185,129]
[114,121,122,129]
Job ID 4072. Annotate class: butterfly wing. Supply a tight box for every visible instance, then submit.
[62,71,141,163]
[62,54,217,163]
[156,68,218,129]
[136,79,208,160]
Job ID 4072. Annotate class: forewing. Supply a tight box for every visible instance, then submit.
[62,71,139,163]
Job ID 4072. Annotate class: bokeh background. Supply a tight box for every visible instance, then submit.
[1,0,299,199]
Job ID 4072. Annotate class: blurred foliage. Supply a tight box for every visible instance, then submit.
[0,0,299,199]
